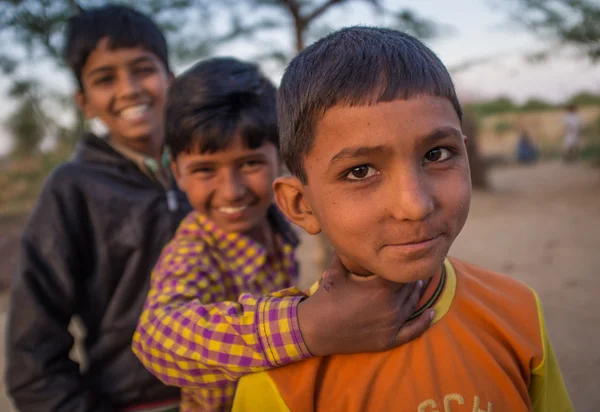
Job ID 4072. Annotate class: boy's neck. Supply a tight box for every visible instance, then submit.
[109,134,163,162]
[246,218,276,255]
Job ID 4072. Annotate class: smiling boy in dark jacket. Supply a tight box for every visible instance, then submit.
[5,5,190,411]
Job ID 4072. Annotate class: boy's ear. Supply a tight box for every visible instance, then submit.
[167,72,176,88]
[170,160,181,183]
[273,176,321,235]
[170,160,188,194]
[75,91,94,119]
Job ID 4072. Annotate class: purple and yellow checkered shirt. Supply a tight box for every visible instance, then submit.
[133,210,312,411]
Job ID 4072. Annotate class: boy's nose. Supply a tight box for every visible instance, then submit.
[387,170,434,222]
[117,73,141,99]
[221,170,247,201]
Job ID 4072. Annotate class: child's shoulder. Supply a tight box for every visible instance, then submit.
[27,160,93,219]
[448,257,542,329]
[166,212,213,253]
[42,159,84,188]
[449,256,536,297]
[153,213,215,275]
[40,136,121,193]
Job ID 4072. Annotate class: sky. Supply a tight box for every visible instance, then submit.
[1,0,599,155]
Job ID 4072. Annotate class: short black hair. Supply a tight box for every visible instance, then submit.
[64,4,170,90]
[166,57,278,159]
[278,26,463,182]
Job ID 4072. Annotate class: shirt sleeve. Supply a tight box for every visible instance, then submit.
[132,243,312,388]
[529,292,574,412]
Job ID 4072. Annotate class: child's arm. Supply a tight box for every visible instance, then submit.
[529,292,574,412]
[133,247,430,388]
[5,171,111,412]
[132,246,311,388]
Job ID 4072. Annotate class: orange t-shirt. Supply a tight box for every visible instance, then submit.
[233,258,573,412]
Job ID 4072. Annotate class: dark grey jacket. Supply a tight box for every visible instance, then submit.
[5,135,190,411]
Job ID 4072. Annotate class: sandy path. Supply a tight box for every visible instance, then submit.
[1,161,598,410]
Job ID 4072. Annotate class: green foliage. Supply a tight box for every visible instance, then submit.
[469,93,600,118]
[5,79,50,157]
[493,120,514,135]
[503,0,600,61]
[391,10,446,41]
[568,92,600,107]
[521,98,555,111]
[467,97,519,117]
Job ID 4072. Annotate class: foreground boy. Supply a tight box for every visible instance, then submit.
[232,27,573,411]
[134,57,432,411]
[5,5,189,412]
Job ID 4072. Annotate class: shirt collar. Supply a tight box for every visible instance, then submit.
[186,206,297,248]
[107,139,171,187]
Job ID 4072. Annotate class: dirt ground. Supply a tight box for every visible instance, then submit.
[1,160,599,411]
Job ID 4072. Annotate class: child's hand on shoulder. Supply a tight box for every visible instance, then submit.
[297,255,433,356]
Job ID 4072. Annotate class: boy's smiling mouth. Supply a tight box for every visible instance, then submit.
[217,205,250,215]
[117,103,152,120]
[214,199,260,221]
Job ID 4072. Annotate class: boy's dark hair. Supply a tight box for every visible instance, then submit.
[166,57,278,159]
[64,4,170,90]
[278,26,463,182]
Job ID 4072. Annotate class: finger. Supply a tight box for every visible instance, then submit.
[392,309,435,347]
[396,280,421,303]
[409,280,424,305]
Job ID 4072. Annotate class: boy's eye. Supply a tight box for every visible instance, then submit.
[424,147,453,163]
[240,160,264,171]
[192,167,215,177]
[346,165,378,180]
[94,76,114,85]
[134,66,156,76]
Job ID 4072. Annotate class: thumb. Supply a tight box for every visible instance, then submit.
[320,254,349,289]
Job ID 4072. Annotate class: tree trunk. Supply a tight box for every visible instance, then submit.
[293,19,305,52]
[462,109,489,189]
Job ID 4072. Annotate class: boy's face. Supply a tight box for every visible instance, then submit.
[173,134,281,236]
[275,96,471,282]
[76,37,170,148]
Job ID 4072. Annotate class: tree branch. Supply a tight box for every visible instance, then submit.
[306,0,349,23]
[280,0,302,22]
[280,0,308,52]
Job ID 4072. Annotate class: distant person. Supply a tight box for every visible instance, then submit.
[516,130,539,164]
[231,26,573,412]
[563,104,582,161]
[5,6,191,411]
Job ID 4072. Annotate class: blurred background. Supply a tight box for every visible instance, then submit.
[0,0,599,410]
